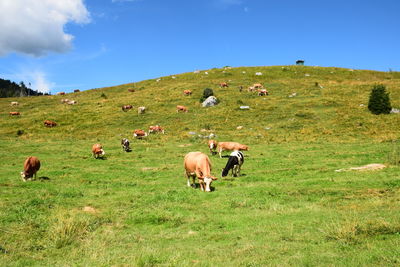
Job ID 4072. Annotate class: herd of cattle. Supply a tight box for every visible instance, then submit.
[13,80,265,192]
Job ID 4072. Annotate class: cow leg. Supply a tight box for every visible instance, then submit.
[185,171,191,187]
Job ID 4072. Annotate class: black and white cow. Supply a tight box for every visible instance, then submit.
[221,151,244,177]
[121,138,131,152]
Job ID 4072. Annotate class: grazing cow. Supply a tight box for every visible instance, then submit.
[220,82,229,88]
[258,89,268,96]
[122,105,133,112]
[183,90,192,96]
[138,106,146,114]
[74,89,80,93]
[11,101,19,106]
[44,120,57,127]
[217,142,249,158]
[253,83,263,89]
[9,112,20,116]
[21,156,41,182]
[128,89,135,92]
[67,100,77,105]
[121,138,131,152]
[176,105,188,112]
[57,92,65,95]
[222,151,244,177]
[92,144,105,159]
[61,99,69,103]
[208,139,218,155]
[184,152,218,192]
[133,129,147,139]
[148,125,165,134]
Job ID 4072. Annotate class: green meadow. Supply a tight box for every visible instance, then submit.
[0,66,399,266]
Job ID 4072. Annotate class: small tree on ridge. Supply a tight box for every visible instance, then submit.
[368,85,392,115]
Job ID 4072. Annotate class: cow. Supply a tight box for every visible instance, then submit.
[44,120,57,127]
[122,105,133,112]
[183,90,192,96]
[220,82,229,88]
[148,125,165,134]
[121,138,131,152]
[176,105,188,112]
[217,142,249,158]
[138,106,146,114]
[208,139,218,155]
[20,156,41,182]
[61,99,69,103]
[184,152,218,192]
[222,151,244,177]
[253,83,263,89]
[133,129,147,139]
[92,144,105,159]
[258,89,268,96]
[67,100,77,105]
[128,89,135,92]
[247,86,256,92]
[57,92,65,95]
[11,101,19,106]
[74,89,80,93]
[9,112,20,116]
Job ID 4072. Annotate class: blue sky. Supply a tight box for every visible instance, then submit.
[0,0,399,93]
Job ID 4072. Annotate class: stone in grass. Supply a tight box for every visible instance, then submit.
[202,96,218,107]
[240,106,250,110]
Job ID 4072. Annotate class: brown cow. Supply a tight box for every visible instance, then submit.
[220,82,229,88]
[57,92,65,95]
[92,144,105,159]
[44,120,57,127]
[217,142,249,158]
[183,90,192,96]
[21,156,41,181]
[258,89,268,96]
[176,105,188,112]
[184,152,218,192]
[128,89,135,92]
[133,129,147,139]
[74,89,80,93]
[148,125,165,134]
[9,112,20,116]
[122,105,133,111]
[208,139,218,155]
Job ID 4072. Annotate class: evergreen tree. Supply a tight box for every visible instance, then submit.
[368,85,392,115]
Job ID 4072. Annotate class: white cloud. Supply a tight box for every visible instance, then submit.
[0,0,90,57]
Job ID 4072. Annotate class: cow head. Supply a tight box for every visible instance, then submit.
[199,176,218,192]
[20,171,29,181]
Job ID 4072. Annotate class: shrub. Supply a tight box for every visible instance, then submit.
[100,93,107,99]
[200,88,214,103]
[368,85,392,115]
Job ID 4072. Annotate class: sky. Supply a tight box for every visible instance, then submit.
[0,0,399,94]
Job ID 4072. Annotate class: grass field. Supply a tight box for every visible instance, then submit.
[1,66,399,266]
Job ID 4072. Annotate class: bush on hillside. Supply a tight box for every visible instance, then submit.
[200,88,214,103]
[368,85,392,115]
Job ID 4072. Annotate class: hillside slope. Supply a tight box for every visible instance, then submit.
[1,65,399,143]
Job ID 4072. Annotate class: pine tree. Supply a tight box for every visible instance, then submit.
[368,85,392,115]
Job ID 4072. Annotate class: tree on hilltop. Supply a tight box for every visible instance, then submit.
[368,85,392,115]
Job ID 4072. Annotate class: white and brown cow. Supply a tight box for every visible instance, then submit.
[208,139,218,155]
[21,156,41,181]
[258,89,268,96]
[176,105,188,112]
[148,125,165,134]
[44,120,57,127]
[184,152,218,192]
[217,141,249,158]
[92,144,105,159]
[133,129,147,139]
[220,82,229,88]
[122,105,133,112]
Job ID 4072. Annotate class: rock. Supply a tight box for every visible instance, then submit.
[209,133,216,139]
[390,108,400,114]
[255,72,262,76]
[335,163,386,172]
[240,106,250,110]
[188,131,196,135]
[202,96,218,107]
[83,206,97,213]
[237,126,243,130]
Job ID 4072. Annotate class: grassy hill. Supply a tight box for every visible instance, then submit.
[1,66,400,266]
